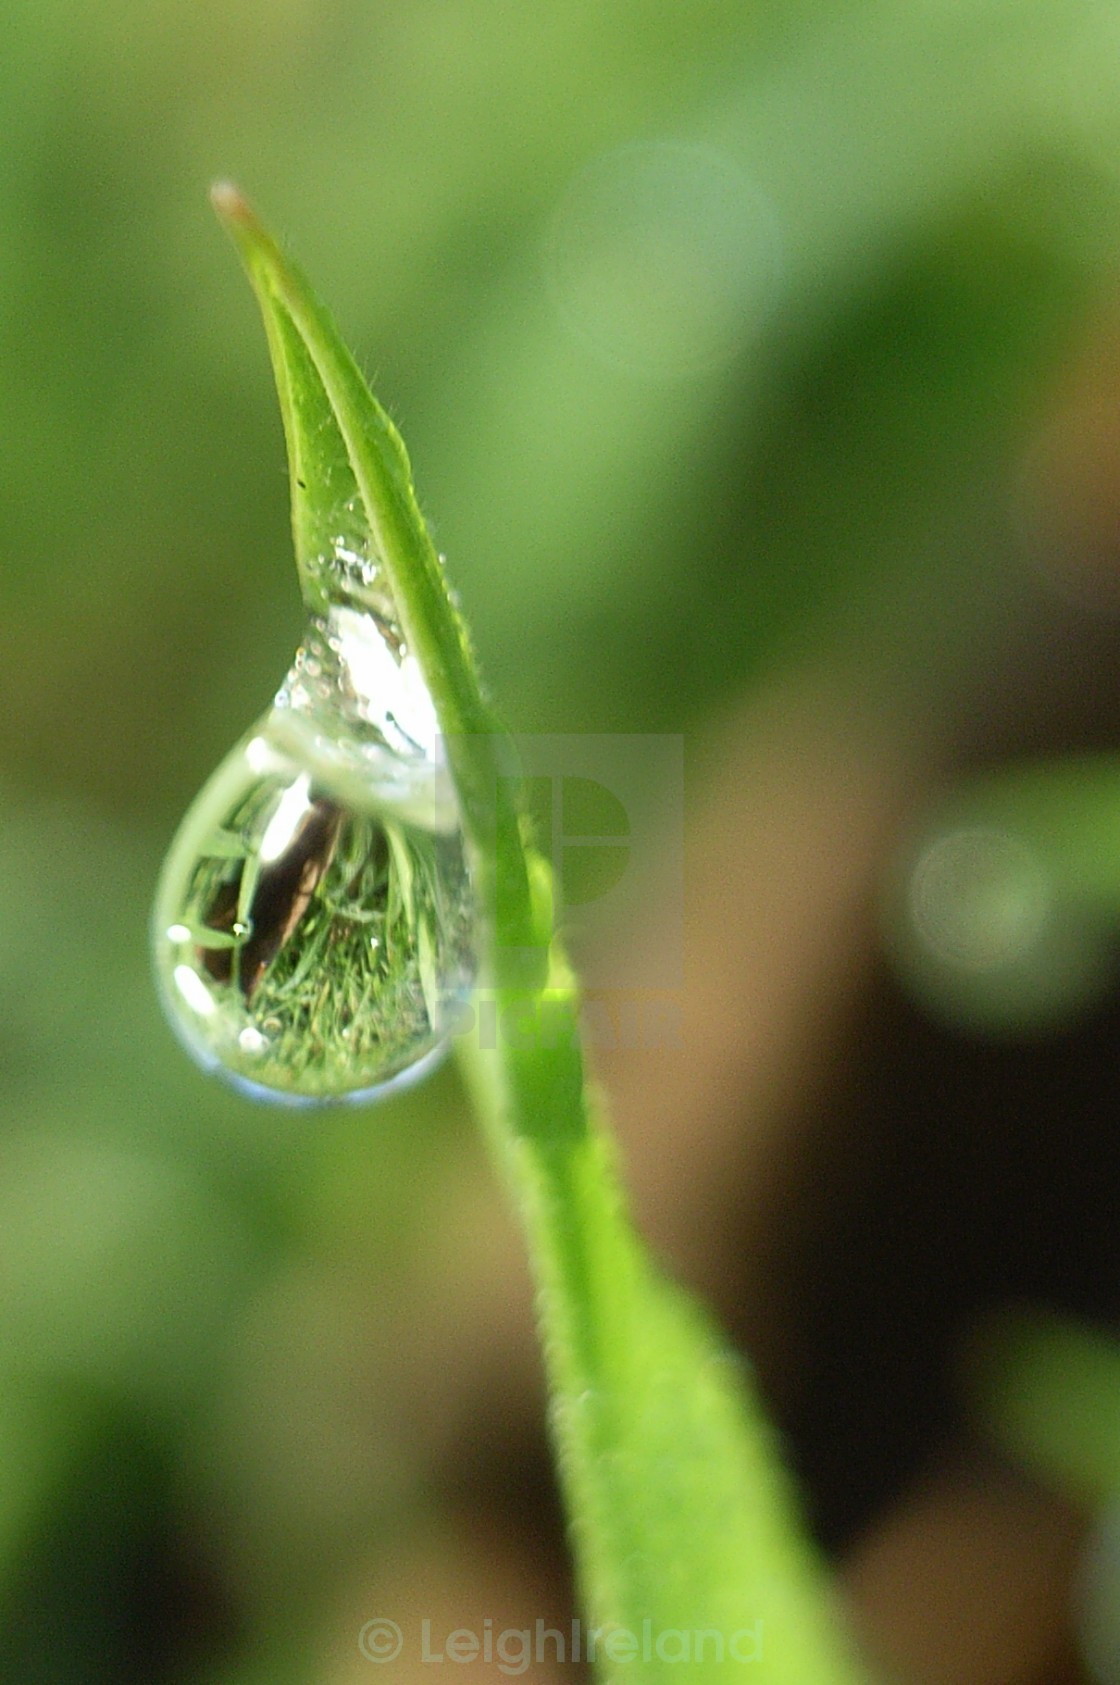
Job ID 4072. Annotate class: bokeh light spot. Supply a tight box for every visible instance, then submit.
[545,140,781,379]
[909,826,1049,973]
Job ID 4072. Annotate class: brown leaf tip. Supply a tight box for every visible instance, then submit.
[209,180,253,224]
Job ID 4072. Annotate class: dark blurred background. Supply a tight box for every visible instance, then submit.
[6,3,1120,1681]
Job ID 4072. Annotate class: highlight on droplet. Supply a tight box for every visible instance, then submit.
[173,963,218,1019]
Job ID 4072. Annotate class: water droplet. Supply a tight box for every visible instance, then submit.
[153,559,477,1105]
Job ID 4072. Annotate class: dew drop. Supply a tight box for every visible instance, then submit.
[153,555,477,1105]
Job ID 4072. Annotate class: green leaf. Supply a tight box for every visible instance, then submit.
[210,182,532,954]
[215,184,865,1684]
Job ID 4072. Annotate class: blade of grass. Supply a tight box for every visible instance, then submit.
[213,184,867,1683]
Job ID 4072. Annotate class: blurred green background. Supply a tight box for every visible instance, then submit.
[7,3,1120,1681]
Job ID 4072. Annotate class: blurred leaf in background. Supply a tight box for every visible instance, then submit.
[5,1,1120,1681]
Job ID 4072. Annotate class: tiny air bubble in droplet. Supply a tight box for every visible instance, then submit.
[152,552,477,1106]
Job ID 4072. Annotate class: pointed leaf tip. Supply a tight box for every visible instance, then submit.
[209,180,252,223]
[207,187,529,933]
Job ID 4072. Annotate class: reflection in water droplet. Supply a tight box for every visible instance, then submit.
[153,541,477,1105]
